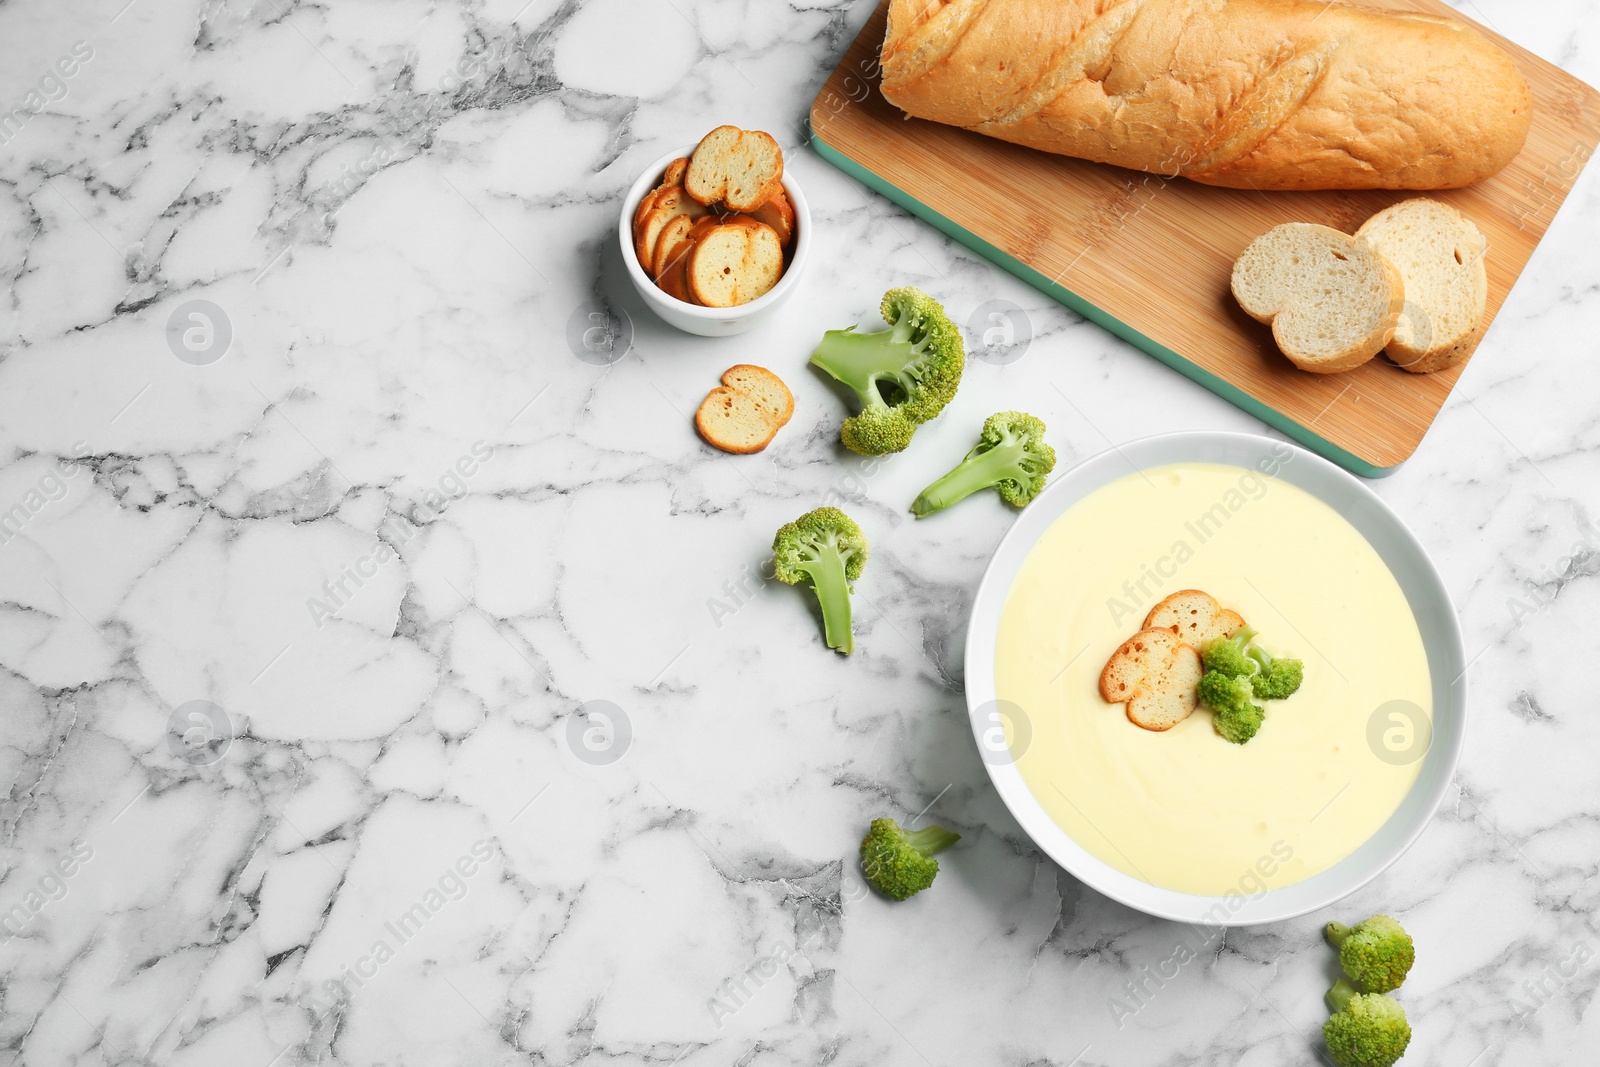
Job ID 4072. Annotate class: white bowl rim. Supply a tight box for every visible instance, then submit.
[617,143,810,319]
[963,430,1466,926]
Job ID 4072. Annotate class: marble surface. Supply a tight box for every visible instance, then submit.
[1,0,1598,1064]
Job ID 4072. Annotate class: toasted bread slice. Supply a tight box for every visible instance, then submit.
[661,156,689,188]
[1144,590,1246,649]
[1231,223,1404,374]
[656,217,717,304]
[687,218,784,308]
[695,364,794,454]
[652,214,697,279]
[1099,627,1204,731]
[1356,199,1488,374]
[685,126,784,212]
[633,158,689,231]
[634,187,708,272]
[633,187,661,232]
[748,188,794,248]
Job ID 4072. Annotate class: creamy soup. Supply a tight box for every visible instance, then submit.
[994,463,1430,895]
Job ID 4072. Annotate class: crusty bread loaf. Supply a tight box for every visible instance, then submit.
[1099,626,1203,731]
[695,365,795,453]
[1357,198,1489,374]
[685,126,784,211]
[1144,590,1244,649]
[1232,223,1404,373]
[687,218,785,307]
[879,0,1533,191]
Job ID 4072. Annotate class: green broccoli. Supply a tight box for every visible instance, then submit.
[1326,915,1415,993]
[1198,670,1265,744]
[859,817,960,900]
[1249,645,1305,700]
[810,287,964,455]
[910,411,1056,517]
[1201,627,1260,678]
[1323,979,1411,1067]
[772,507,869,655]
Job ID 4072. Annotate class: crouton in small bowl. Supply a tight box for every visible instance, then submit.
[619,140,810,337]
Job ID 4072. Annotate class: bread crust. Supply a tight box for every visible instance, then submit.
[880,0,1533,192]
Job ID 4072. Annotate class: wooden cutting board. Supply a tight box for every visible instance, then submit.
[808,0,1600,475]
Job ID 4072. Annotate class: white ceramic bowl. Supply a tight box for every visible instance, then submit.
[618,144,811,337]
[964,431,1465,925]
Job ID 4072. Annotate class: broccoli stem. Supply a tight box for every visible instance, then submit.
[1326,978,1359,1013]
[902,825,960,855]
[1326,921,1353,948]
[810,327,916,407]
[911,437,1028,517]
[798,548,855,655]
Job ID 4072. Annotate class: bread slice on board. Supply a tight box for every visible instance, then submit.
[1144,590,1245,649]
[687,218,784,307]
[695,365,795,454]
[685,126,784,211]
[1357,199,1489,374]
[1099,627,1203,731]
[1231,223,1404,374]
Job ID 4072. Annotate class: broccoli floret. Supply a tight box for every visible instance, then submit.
[1323,979,1412,1067]
[810,287,965,456]
[911,411,1057,517]
[859,817,960,900]
[1201,627,1260,678]
[1198,670,1265,744]
[1249,646,1305,700]
[772,507,869,655]
[1327,915,1415,993]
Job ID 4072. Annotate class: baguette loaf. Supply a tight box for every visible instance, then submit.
[880,0,1533,191]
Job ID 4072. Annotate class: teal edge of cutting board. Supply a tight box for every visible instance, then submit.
[809,131,1397,479]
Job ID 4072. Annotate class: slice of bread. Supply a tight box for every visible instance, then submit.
[633,187,661,231]
[652,214,697,279]
[656,217,717,304]
[661,156,689,188]
[748,188,795,248]
[634,187,709,271]
[658,249,695,303]
[687,218,784,308]
[1357,199,1488,374]
[695,365,795,453]
[1232,223,1404,374]
[634,158,689,231]
[1144,590,1245,649]
[685,126,784,212]
[1099,627,1204,731]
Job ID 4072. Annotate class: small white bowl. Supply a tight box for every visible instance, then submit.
[618,143,810,337]
[964,431,1466,926]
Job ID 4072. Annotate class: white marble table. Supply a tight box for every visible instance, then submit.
[1,1,1597,1064]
